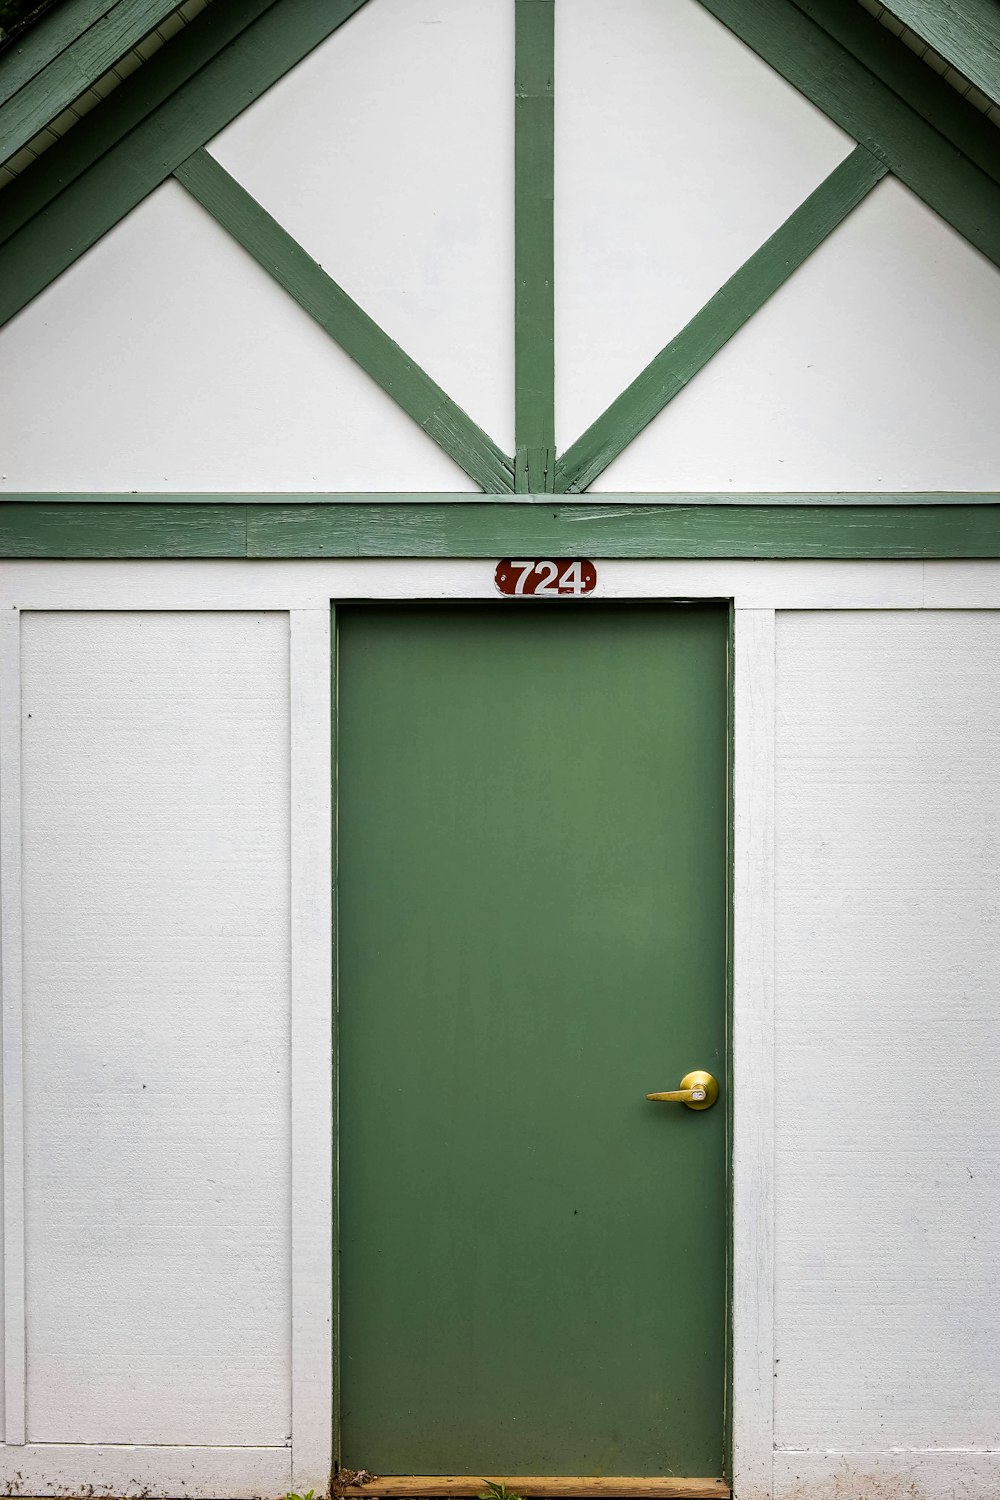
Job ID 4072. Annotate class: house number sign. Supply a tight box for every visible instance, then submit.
[494,559,598,596]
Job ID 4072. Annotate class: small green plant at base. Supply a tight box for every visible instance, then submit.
[284,1491,315,1500]
[480,1483,523,1500]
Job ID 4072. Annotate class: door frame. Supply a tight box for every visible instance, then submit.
[319,588,779,1500]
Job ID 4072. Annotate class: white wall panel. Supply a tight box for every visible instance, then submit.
[595,178,1000,491]
[555,0,853,448]
[208,0,514,451]
[774,612,1000,1482]
[0,181,475,493]
[19,612,292,1445]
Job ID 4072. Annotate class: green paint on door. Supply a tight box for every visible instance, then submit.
[336,604,729,1477]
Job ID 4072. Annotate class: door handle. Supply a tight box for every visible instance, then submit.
[646,1069,719,1111]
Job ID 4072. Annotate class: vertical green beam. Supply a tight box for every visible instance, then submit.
[514,0,555,492]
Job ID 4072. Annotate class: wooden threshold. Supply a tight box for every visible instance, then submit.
[336,1480,730,1498]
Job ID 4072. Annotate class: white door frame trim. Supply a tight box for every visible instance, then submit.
[289,609,335,1495]
[731,609,776,1500]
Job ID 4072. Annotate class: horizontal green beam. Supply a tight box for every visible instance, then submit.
[0,0,187,171]
[556,146,887,495]
[175,150,513,495]
[247,502,1000,558]
[699,0,1000,272]
[0,503,248,556]
[3,502,998,558]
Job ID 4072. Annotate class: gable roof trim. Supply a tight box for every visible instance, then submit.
[0,0,212,181]
[861,0,1000,123]
[876,0,1000,112]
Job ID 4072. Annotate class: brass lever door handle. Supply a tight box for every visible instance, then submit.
[646,1069,719,1111]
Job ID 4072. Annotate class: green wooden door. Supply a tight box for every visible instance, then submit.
[336,603,729,1480]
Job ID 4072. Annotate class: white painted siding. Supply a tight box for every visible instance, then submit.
[18,612,292,1446]
[0,568,999,1498]
[0,180,476,493]
[773,611,1000,1498]
[555,0,853,449]
[595,177,1000,491]
[208,0,514,452]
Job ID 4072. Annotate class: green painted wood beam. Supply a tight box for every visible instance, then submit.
[241,503,1000,559]
[556,145,886,496]
[0,0,370,329]
[881,0,1000,111]
[174,150,514,495]
[514,0,555,493]
[0,503,248,556]
[0,0,191,170]
[697,0,1000,272]
[3,501,998,558]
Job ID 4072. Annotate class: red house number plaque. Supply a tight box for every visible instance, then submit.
[495,559,598,597]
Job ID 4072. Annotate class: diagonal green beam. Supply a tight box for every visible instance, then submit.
[555,144,886,495]
[514,0,555,493]
[175,150,515,495]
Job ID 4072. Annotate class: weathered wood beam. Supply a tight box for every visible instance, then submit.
[4,499,1000,559]
[335,1481,729,1498]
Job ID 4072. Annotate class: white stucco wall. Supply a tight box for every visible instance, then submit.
[207,0,515,455]
[594,176,1000,492]
[553,0,854,449]
[0,180,477,493]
